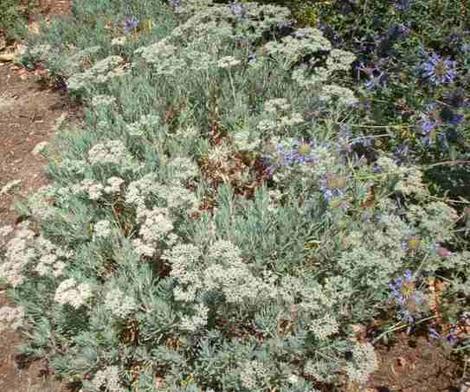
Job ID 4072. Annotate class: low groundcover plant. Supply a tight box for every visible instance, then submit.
[1,0,468,391]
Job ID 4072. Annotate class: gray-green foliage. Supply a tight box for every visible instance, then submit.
[1,0,468,391]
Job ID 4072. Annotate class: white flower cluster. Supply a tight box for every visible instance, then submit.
[94,220,112,239]
[257,100,304,134]
[126,174,197,213]
[318,84,358,106]
[125,174,160,210]
[169,3,291,44]
[54,278,93,308]
[264,98,291,114]
[104,177,125,194]
[126,114,160,136]
[0,225,36,287]
[165,240,268,306]
[309,314,339,340]
[261,28,356,101]
[0,306,24,331]
[71,179,104,200]
[68,55,127,92]
[344,342,378,384]
[34,236,72,278]
[135,40,185,76]
[92,366,124,392]
[111,36,127,46]
[88,140,131,166]
[179,303,209,332]
[91,94,116,108]
[240,360,268,390]
[265,28,332,66]
[217,56,241,69]
[104,288,137,319]
[133,207,175,257]
[376,156,427,197]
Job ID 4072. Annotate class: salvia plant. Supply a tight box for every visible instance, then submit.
[1,0,469,391]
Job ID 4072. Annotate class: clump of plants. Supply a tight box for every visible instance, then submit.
[0,0,37,41]
[1,0,469,391]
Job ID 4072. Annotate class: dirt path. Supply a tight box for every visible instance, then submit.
[0,4,72,390]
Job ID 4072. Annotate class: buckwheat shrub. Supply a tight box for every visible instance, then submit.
[54,278,93,309]
[126,114,160,136]
[103,177,125,194]
[0,225,14,245]
[91,94,116,108]
[71,179,104,200]
[67,55,126,92]
[133,207,174,257]
[309,314,340,340]
[87,140,130,166]
[179,302,209,332]
[91,366,124,392]
[93,220,112,239]
[104,288,137,319]
[0,306,25,331]
[240,360,269,390]
[0,225,36,287]
[168,2,291,45]
[5,0,468,390]
[264,28,332,67]
[319,84,358,106]
[126,173,197,215]
[344,342,378,385]
[135,40,185,76]
[217,55,241,69]
[34,236,72,278]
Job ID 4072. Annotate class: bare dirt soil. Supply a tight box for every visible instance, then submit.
[368,333,464,392]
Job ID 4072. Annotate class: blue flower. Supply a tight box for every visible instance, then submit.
[319,173,348,202]
[357,63,387,90]
[393,143,412,164]
[389,270,425,324]
[421,53,457,85]
[168,0,182,8]
[428,325,458,346]
[444,89,469,108]
[266,140,317,174]
[280,140,317,166]
[229,1,246,18]
[418,110,439,145]
[123,16,139,34]
[393,0,413,11]
[417,103,464,145]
